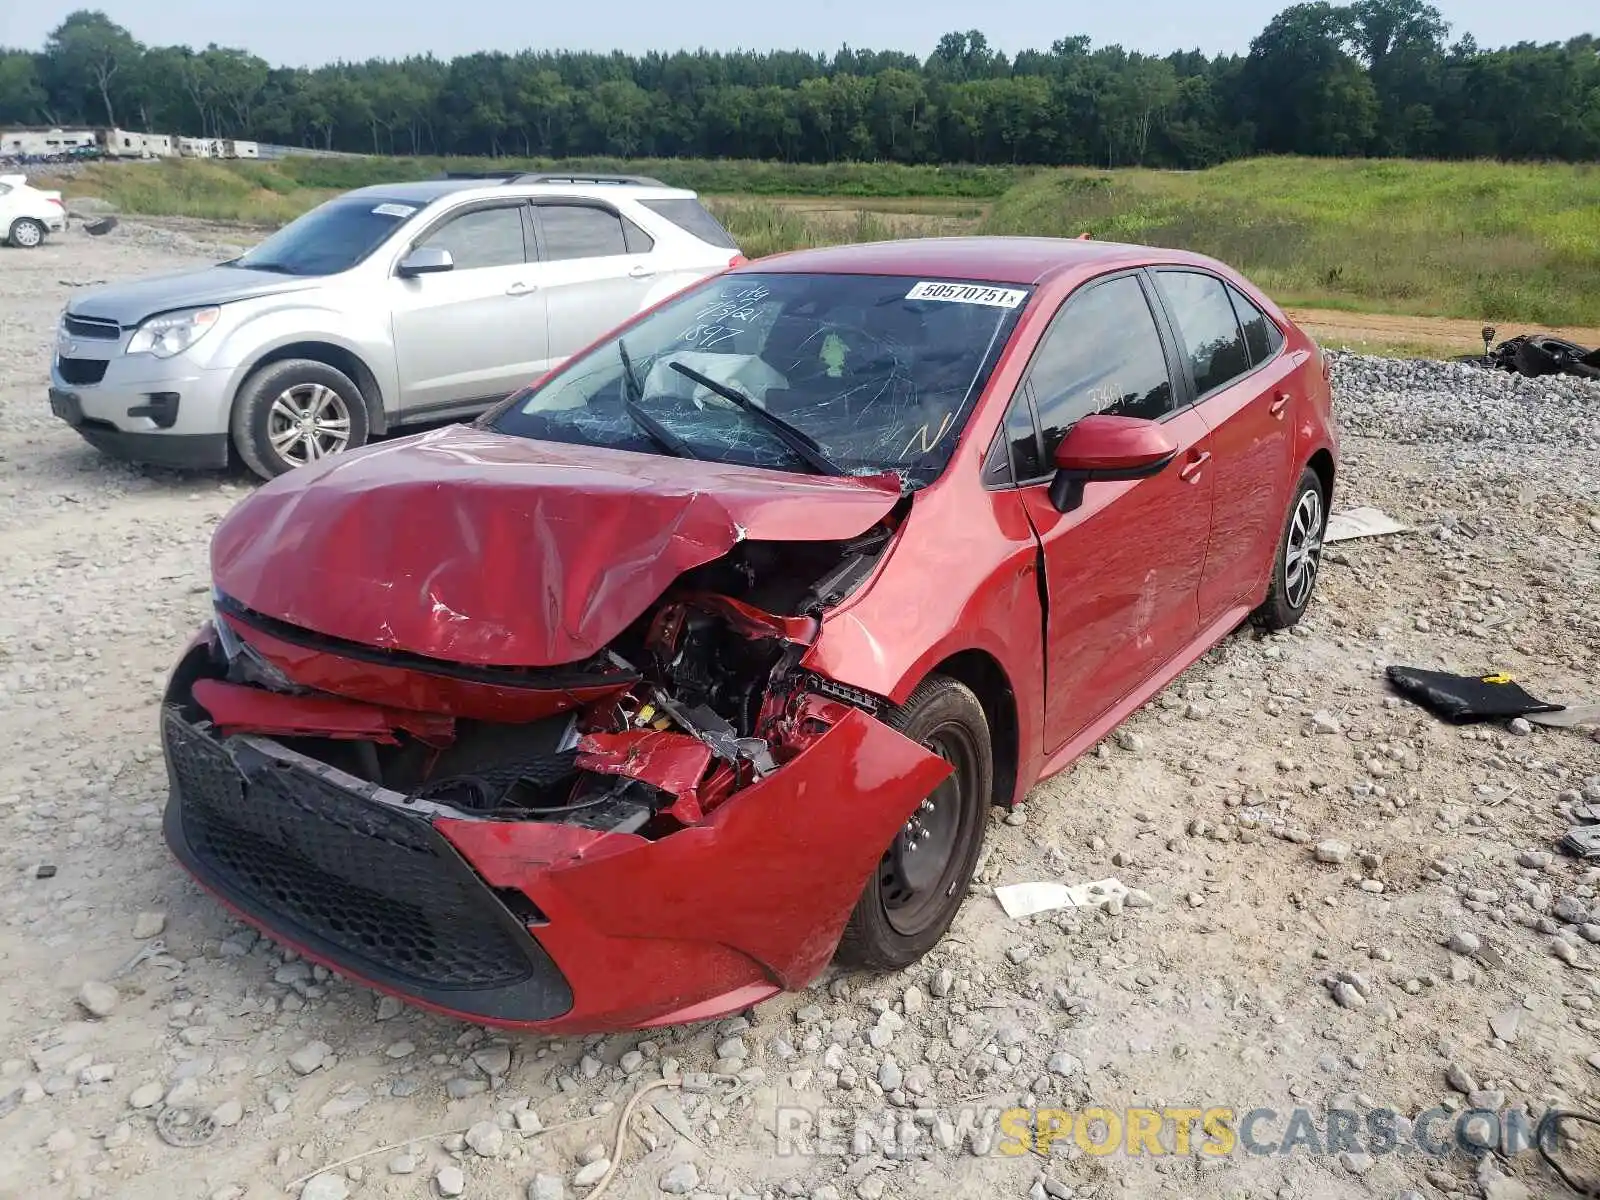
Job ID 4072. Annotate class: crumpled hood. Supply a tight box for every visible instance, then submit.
[211,425,903,668]
[68,264,318,325]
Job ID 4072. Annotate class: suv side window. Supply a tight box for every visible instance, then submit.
[1226,283,1284,365]
[417,205,527,271]
[1155,270,1251,395]
[1020,275,1174,476]
[537,204,652,261]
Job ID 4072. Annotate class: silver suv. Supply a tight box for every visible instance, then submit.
[48,172,745,477]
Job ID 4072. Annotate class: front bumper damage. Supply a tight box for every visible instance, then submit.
[161,599,951,1032]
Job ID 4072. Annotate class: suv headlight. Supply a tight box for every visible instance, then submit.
[126,306,221,358]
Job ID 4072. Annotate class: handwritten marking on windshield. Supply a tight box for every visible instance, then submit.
[679,324,741,348]
[900,410,954,459]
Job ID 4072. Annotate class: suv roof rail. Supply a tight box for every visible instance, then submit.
[511,171,668,187]
[440,169,522,180]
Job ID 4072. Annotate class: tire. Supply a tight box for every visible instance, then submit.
[1252,466,1327,631]
[835,675,993,971]
[230,358,370,480]
[8,218,46,249]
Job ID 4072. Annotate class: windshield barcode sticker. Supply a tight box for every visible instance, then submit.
[906,281,1026,308]
[371,203,417,218]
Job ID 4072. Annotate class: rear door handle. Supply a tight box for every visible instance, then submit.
[1269,391,1291,417]
[1179,450,1211,483]
[629,265,655,279]
[506,281,536,296]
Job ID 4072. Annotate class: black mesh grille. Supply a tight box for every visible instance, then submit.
[57,357,108,385]
[164,713,542,992]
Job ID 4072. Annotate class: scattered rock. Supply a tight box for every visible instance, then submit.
[288,1041,332,1075]
[465,1120,504,1158]
[1315,840,1351,864]
[76,980,118,1019]
[658,1162,699,1194]
[132,912,167,939]
[436,1165,466,1197]
[300,1175,349,1200]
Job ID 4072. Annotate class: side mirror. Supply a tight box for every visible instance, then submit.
[1048,413,1178,513]
[397,246,453,278]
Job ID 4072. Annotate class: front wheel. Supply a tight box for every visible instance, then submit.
[230,359,370,480]
[835,675,993,971]
[8,218,46,248]
[1253,466,1327,631]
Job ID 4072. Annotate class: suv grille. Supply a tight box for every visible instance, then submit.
[57,358,108,385]
[64,315,122,340]
[163,711,568,1002]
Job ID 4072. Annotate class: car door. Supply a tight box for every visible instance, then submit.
[389,200,550,419]
[530,202,658,360]
[1000,272,1216,757]
[1151,269,1299,627]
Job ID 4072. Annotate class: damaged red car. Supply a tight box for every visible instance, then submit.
[160,237,1338,1032]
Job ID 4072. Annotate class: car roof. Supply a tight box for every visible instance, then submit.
[743,236,1228,287]
[341,179,697,206]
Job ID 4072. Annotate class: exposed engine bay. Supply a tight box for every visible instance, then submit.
[173,515,904,842]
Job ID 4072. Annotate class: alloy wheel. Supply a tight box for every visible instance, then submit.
[1284,486,1324,609]
[267,382,352,466]
[12,221,42,248]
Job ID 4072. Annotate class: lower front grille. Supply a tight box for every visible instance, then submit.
[57,357,108,385]
[162,710,572,1013]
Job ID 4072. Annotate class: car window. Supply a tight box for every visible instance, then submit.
[1155,270,1252,395]
[493,271,1028,486]
[1025,275,1174,469]
[231,194,418,276]
[639,198,739,250]
[538,205,631,261]
[1000,393,1046,482]
[1227,283,1284,366]
[417,206,527,271]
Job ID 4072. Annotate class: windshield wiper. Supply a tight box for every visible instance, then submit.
[619,339,696,460]
[667,360,845,476]
[235,260,301,274]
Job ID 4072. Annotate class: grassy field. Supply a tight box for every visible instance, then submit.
[39,154,1600,330]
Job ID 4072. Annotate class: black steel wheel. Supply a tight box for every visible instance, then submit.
[835,675,992,970]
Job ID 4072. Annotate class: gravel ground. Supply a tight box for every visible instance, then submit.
[2,224,1600,1200]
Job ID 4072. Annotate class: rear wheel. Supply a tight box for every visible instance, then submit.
[8,218,46,249]
[230,359,369,480]
[1252,466,1327,631]
[835,676,992,971]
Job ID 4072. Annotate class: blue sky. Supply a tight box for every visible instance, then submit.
[2,0,1593,65]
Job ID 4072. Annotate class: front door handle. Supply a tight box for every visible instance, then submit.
[628,265,655,279]
[1179,450,1211,483]
[506,281,536,296]
[1269,391,1291,417]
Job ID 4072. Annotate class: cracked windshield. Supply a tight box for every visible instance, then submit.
[492,272,1031,485]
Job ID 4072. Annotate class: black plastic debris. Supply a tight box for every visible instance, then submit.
[1559,827,1600,859]
[34,864,56,879]
[82,217,118,237]
[1457,327,1600,381]
[1384,666,1565,724]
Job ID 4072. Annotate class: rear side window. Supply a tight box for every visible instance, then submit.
[1024,275,1174,473]
[1227,283,1284,365]
[418,205,527,271]
[537,204,653,261]
[640,198,739,250]
[1155,270,1251,395]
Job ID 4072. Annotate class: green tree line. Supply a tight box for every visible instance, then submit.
[3,2,1598,166]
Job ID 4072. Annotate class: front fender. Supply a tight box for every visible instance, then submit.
[209,297,397,408]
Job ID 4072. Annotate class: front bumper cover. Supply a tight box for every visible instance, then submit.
[160,639,951,1033]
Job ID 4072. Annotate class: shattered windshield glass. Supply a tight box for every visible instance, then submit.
[490,272,1030,486]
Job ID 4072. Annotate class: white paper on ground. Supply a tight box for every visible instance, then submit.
[994,877,1129,919]
[1325,506,1412,543]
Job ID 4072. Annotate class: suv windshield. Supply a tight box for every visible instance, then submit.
[491,272,1029,485]
[230,195,420,276]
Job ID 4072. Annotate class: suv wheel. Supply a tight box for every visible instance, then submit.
[8,218,46,248]
[231,359,370,479]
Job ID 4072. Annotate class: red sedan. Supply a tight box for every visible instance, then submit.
[160,237,1337,1032]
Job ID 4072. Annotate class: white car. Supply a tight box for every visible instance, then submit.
[51,172,747,477]
[0,174,66,248]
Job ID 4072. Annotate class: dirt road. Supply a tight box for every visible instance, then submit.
[2,223,1600,1200]
[1287,309,1600,359]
